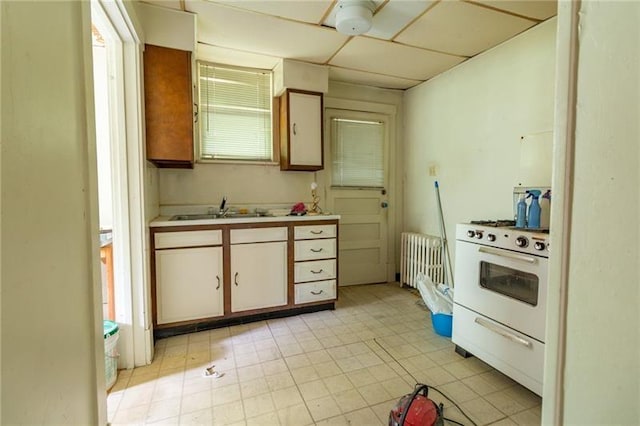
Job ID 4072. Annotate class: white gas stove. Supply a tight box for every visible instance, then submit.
[452,221,550,396]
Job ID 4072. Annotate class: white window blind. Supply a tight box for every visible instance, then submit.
[198,63,273,161]
[331,118,384,188]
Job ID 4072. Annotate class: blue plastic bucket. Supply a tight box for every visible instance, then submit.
[431,312,452,337]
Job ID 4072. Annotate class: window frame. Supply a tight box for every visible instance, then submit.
[195,61,279,165]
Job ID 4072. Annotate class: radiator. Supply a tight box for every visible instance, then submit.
[400,232,444,288]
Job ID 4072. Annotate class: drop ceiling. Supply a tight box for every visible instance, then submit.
[139,0,557,90]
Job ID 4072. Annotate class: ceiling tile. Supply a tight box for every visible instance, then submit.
[395,0,537,57]
[140,0,184,11]
[210,0,333,24]
[329,67,421,90]
[186,0,349,63]
[472,0,557,20]
[196,43,280,69]
[329,36,465,81]
[367,0,437,40]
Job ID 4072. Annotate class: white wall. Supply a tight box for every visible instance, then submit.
[403,18,556,267]
[553,2,639,423]
[1,2,104,424]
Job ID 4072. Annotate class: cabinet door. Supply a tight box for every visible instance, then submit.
[143,44,194,168]
[231,241,288,312]
[156,246,223,324]
[280,90,323,171]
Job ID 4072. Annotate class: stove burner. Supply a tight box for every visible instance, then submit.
[470,219,516,227]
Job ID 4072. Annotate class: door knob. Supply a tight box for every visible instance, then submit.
[381,202,388,208]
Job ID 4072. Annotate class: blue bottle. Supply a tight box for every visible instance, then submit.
[526,190,542,229]
[515,195,527,228]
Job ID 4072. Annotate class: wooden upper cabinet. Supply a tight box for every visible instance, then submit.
[143,44,194,168]
[279,89,324,171]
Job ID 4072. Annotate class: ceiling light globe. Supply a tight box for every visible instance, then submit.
[336,1,373,36]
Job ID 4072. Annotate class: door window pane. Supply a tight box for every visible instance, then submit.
[331,118,384,188]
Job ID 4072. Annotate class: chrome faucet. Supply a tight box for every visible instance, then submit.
[219,196,229,217]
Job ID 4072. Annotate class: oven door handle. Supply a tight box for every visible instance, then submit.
[478,246,537,264]
[474,317,532,348]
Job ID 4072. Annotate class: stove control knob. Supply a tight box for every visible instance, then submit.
[534,241,546,251]
[487,234,496,242]
[475,231,483,239]
[515,236,529,248]
[467,230,476,238]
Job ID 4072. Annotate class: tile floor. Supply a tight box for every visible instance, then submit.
[107,283,542,425]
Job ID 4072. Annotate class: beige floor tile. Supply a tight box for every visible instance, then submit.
[164,334,189,347]
[237,364,264,382]
[257,347,282,362]
[346,368,377,387]
[299,338,324,352]
[357,382,394,405]
[212,401,244,425]
[112,404,149,424]
[298,379,330,401]
[490,417,518,425]
[315,360,343,378]
[379,377,414,399]
[264,371,295,392]
[336,356,365,373]
[270,386,304,410]
[460,397,505,425]
[284,353,310,369]
[165,345,188,358]
[235,352,261,368]
[320,336,344,348]
[262,359,289,376]
[437,380,480,405]
[212,383,242,406]
[277,403,313,426]
[210,369,239,389]
[118,387,154,410]
[246,411,279,426]
[181,389,213,415]
[370,399,398,423]
[278,343,304,357]
[240,377,269,398]
[233,342,257,355]
[306,395,342,422]
[314,414,350,426]
[243,392,276,418]
[182,376,211,396]
[344,407,385,426]
[323,374,354,394]
[290,365,320,384]
[146,414,181,425]
[367,363,399,382]
[180,407,213,425]
[188,341,211,354]
[509,406,541,425]
[146,397,181,423]
[333,388,368,413]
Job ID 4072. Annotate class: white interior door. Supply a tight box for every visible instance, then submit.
[323,109,390,286]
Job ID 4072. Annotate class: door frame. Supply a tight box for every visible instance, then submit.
[322,97,398,284]
[91,0,151,370]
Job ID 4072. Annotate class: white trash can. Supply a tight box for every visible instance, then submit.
[103,320,119,390]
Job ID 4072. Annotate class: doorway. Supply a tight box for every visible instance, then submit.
[323,108,392,286]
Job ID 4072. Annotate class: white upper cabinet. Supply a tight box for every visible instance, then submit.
[279,89,324,171]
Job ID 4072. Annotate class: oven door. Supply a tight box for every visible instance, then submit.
[454,240,548,342]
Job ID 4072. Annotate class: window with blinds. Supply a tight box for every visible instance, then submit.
[197,62,273,162]
[331,118,385,188]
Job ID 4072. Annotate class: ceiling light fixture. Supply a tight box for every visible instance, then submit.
[335,0,375,36]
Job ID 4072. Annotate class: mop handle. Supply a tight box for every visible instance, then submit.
[434,181,454,286]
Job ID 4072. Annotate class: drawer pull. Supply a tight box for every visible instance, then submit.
[311,269,324,274]
[234,272,239,286]
[310,230,323,235]
[310,248,323,253]
[215,275,220,290]
[310,290,324,295]
[474,317,532,348]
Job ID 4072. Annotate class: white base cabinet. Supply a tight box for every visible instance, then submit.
[231,241,288,312]
[156,246,223,324]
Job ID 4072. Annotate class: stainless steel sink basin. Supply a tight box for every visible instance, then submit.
[169,212,272,221]
[170,214,221,221]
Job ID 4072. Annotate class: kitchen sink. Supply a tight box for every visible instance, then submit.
[169,212,272,221]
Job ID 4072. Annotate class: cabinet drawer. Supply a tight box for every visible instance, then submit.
[230,227,287,244]
[295,238,336,261]
[295,259,336,283]
[294,224,336,240]
[155,230,222,249]
[452,304,544,395]
[295,280,336,304]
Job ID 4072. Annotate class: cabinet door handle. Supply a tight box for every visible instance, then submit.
[311,290,324,295]
[234,272,239,286]
[194,103,199,123]
[311,269,323,274]
[293,122,297,135]
[310,230,323,235]
[310,248,323,253]
[215,275,220,290]
[474,317,532,348]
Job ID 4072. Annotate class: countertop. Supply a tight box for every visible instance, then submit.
[150,214,340,228]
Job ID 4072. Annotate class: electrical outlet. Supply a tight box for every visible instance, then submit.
[428,165,438,176]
